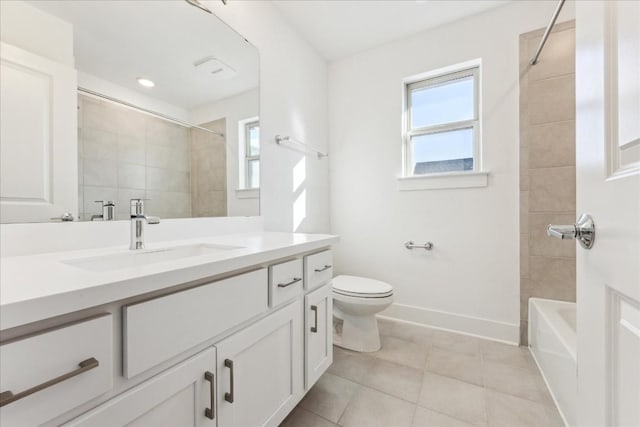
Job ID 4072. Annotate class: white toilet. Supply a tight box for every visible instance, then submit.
[332,275,394,352]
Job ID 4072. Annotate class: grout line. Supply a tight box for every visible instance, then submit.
[527,118,575,128]
[526,117,577,127]
[528,71,575,84]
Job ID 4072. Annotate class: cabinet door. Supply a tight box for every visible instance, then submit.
[0,42,78,223]
[305,283,333,389]
[216,301,303,427]
[66,348,216,427]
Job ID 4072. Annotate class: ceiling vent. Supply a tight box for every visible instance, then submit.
[193,56,236,80]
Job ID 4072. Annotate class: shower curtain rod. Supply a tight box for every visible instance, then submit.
[529,0,566,66]
[77,87,224,137]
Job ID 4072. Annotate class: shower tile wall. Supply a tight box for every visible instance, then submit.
[190,118,227,217]
[78,95,191,221]
[519,21,576,345]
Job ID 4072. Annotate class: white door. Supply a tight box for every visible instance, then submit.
[216,300,303,427]
[0,42,78,223]
[305,282,333,389]
[575,2,640,426]
[66,347,216,427]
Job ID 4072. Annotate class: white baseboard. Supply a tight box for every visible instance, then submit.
[379,303,520,344]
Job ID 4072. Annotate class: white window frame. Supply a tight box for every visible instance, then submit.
[243,120,260,189]
[403,63,482,178]
[237,117,259,193]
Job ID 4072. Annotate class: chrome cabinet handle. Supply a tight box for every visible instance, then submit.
[314,265,332,273]
[204,371,215,419]
[0,357,99,407]
[311,305,318,333]
[224,359,234,403]
[277,277,302,288]
[547,213,595,249]
[404,241,433,250]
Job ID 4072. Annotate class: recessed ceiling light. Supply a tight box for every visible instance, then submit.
[137,77,155,88]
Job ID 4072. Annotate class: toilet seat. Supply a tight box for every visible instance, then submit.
[332,275,393,298]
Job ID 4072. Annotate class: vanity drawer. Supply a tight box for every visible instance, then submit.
[304,249,333,291]
[0,314,113,427]
[123,268,268,378]
[269,258,303,307]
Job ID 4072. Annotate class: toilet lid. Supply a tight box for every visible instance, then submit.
[332,275,393,298]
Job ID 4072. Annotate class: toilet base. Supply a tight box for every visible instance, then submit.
[333,313,381,352]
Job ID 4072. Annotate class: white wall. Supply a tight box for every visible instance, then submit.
[328,1,575,343]
[204,0,330,233]
[190,88,260,217]
[0,1,73,67]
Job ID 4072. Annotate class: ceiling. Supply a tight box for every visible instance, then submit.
[28,1,259,110]
[272,0,510,61]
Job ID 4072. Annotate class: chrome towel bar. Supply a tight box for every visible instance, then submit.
[404,241,433,251]
[275,135,328,159]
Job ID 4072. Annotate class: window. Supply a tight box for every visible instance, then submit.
[243,120,260,188]
[405,66,479,176]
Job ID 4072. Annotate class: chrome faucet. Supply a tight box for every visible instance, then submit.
[129,199,160,250]
[91,200,116,221]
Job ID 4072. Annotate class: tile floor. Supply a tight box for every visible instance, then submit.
[280,318,563,427]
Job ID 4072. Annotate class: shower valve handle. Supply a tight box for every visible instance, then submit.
[547,214,595,250]
[546,225,576,240]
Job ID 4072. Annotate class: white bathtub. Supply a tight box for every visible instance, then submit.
[528,298,577,427]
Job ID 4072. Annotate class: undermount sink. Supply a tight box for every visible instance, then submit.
[62,243,245,272]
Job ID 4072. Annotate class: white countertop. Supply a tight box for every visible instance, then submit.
[0,232,339,330]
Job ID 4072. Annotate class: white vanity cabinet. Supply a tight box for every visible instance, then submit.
[216,300,303,427]
[0,243,336,427]
[66,347,216,427]
[304,283,333,389]
[0,315,113,427]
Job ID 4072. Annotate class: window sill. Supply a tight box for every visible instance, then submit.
[397,171,489,191]
[235,188,260,199]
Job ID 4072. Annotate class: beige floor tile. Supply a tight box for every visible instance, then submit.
[486,390,553,427]
[545,405,567,427]
[418,372,487,426]
[377,318,396,337]
[327,346,376,383]
[425,348,483,386]
[482,360,552,405]
[479,340,536,371]
[390,322,434,348]
[431,330,480,356]
[280,407,337,427]
[412,407,477,427]
[373,336,429,370]
[361,359,423,403]
[338,385,416,427]
[299,373,359,423]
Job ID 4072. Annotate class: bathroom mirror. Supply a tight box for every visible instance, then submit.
[0,0,259,223]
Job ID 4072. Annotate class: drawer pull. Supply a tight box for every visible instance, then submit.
[0,357,99,407]
[277,277,302,288]
[314,265,332,273]
[204,371,215,419]
[224,359,234,403]
[311,305,318,333]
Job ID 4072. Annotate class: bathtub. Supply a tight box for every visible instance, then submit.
[528,298,577,427]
